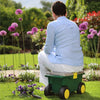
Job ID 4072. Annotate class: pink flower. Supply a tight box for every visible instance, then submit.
[91,30,97,35]
[87,34,94,39]
[8,26,16,32]
[40,28,43,31]
[97,31,100,36]
[80,31,85,34]
[18,18,23,21]
[27,31,34,35]
[0,30,7,36]
[89,28,94,33]
[15,9,23,15]
[45,31,47,35]
[83,21,88,26]
[79,22,88,31]
[32,27,38,33]
[11,22,18,28]
[11,32,19,37]
[42,37,46,40]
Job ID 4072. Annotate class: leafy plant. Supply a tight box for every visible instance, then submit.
[20,62,33,70]
[86,69,100,81]
[18,72,35,82]
[88,63,100,70]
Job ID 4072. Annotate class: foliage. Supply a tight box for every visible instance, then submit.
[0,73,16,82]
[66,0,87,19]
[86,69,100,81]
[40,0,52,12]
[2,64,13,70]
[18,72,35,82]
[0,82,100,100]
[44,11,52,18]
[66,0,100,19]
[0,45,21,54]
[22,8,48,31]
[74,11,100,56]
[88,63,100,70]
[32,29,46,52]
[0,0,49,47]
[20,62,33,70]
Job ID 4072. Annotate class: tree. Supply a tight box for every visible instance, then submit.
[40,0,52,12]
[66,0,100,19]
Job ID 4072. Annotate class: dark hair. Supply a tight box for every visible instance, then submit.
[52,1,66,16]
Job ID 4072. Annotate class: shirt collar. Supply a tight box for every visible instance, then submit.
[57,16,67,20]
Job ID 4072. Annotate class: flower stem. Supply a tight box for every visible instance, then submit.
[12,36,15,75]
[3,36,6,65]
[93,37,97,62]
[17,38,21,66]
[20,21,26,68]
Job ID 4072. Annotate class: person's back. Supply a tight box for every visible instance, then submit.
[46,16,83,66]
[38,1,83,86]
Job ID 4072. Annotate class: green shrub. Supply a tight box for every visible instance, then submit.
[32,29,46,52]
[18,72,35,82]
[44,11,52,18]
[86,69,100,81]
[0,45,21,54]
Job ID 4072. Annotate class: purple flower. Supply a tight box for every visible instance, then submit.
[27,31,34,35]
[0,30,7,36]
[32,84,36,86]
[15,9,23,15]
[97,31,100,36]
[12,90,15,95]
[91,30,97,35]
[40,28,43,31]
[8,26,16,32]
[22,91,26,94]
[29,80,32,82]
[11,22,18,28]
[80,31,85,34]
[79,22,88,31]
[8,74,11,77]
[37,87,40,90]
[83,21,88,26]
[18,85,22,89]
[11,32,19,37]
[15,80,18,84]
[32,27,38,33]
[28,85,32,87]
[87,34,94,39]
[19,18,23,21]
[89,28,94,33]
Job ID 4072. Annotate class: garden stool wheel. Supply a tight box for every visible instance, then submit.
[59,86,70,99]
[77,82,86,94]
[44,84,53,96]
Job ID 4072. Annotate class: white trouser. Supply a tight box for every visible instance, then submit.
[38,51,83,86]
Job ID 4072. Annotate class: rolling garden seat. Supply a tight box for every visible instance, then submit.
[44,71,85,99]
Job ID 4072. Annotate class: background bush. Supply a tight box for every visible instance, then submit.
[0,45,21,54]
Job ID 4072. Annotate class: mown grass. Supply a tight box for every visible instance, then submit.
[0,53,100,70]
[0,53,38,70]
[0,81,100,100]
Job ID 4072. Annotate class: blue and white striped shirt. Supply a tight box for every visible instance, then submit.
[44,16,83,66]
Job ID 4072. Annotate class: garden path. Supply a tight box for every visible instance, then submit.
[0,69,100,78]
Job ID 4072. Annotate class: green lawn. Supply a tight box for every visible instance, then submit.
[0,53,38,70]
[0,81,100,100]
[0,53,100,70]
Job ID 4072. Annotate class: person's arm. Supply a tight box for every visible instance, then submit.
[44,23,55,54]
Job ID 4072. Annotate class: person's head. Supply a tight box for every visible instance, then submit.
[52,1,67,20]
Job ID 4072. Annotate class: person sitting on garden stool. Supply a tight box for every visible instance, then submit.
[38,1,83,86]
